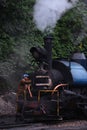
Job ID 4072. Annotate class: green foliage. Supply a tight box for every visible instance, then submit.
[0,0,36,61]
[0,0,35,35]
[82,37,87,55]
[0,0,87,62]
[53,6,86,58]
[0,31,14,60]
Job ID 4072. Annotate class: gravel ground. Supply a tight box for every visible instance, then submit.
[0,92,16,115]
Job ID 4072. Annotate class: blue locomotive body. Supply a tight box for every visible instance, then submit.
[60,60,87,86]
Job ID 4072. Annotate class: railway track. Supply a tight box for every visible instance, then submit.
[0,115,30,129]
[0,115,62,129]
[0,115,86,129]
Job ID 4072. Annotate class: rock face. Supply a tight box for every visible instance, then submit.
[0,92,16,115]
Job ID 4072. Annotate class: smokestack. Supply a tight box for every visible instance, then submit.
[44,35,53,70]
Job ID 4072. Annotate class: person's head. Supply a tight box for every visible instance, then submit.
[22,74,29,79]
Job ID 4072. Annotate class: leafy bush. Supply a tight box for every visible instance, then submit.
[53,7,85,58]
[0,31,14,60]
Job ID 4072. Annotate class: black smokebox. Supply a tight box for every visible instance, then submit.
[44,35,53,70]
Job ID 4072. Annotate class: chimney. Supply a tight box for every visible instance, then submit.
[44,35,53,70]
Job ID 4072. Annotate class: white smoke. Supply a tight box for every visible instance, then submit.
[33,0,78,32]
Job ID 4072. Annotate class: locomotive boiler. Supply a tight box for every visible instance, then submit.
[16,35,87,121]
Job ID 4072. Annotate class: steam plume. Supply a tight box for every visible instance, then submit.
[33,0,78,32]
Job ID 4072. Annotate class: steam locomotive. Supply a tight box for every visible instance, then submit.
[16,35,87,121]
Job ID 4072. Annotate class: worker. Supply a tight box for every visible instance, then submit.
[18,74,33,99]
